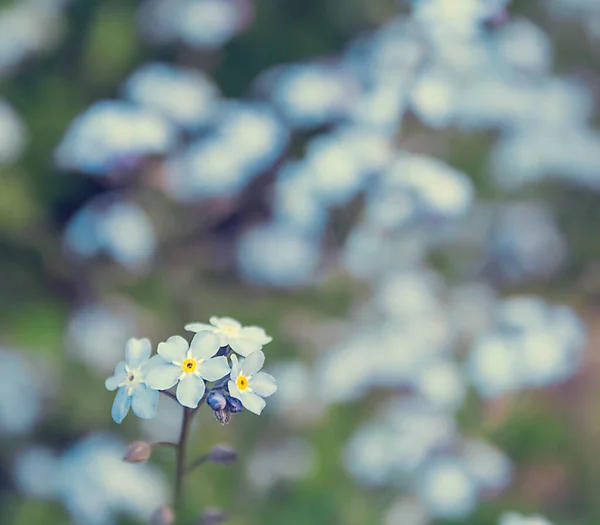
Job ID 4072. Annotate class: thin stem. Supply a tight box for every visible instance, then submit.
[174,407,192,512]
[185,454,208,475]
[152,441,179,449]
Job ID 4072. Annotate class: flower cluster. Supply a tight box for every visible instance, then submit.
[105,317,276,423]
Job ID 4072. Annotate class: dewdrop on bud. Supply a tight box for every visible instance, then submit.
[201,508,227,525]
[208,444,237,465]
[123,441,152,463]
[151,505,175,525]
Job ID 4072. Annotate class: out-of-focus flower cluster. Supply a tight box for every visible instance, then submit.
[41,0,596,523]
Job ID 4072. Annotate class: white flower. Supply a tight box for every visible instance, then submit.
[185,316,272,356]
[105,338,159,424]
[228,352,277,415]
[144,332,230,408]
[499,512,554,525]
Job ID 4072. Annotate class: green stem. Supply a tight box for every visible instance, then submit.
[174,407,192,514]
[185,454,208,475]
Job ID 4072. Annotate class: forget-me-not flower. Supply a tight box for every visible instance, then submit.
[145,332,230,408]
[185,316,272,356]
[105,338,159,424]
[228,351,277,415]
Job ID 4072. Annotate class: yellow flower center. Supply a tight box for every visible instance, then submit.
[182,358,197,373]
[236,375,249,391]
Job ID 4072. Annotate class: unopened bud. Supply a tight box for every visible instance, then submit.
[225,395,243,413]
[201,507,227,525]
[207,391,227,411]
[208,444,237,465]
[124,441,152,463]
[214,409,231,425]
[151,505,175,525]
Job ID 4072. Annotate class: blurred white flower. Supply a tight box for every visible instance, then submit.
[499,512,554,525]
[67,303,137,372]
[416,457,478,520]
[122,62,220,129]
[246,438,315,492]
[0,349,47,436]
[0,99,26,163]
[14,446,61,500]
[64,199,156,271]
[237,222,321,288]
[55,100,175,175]
[60,434,169,525]
[461,439,513,493]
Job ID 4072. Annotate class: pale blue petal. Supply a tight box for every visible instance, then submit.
[240,391,266,415]
[145,362,182,390]
[229,338,262,357]
[242,351,265,376]
[228,379,242,400]
[125,338,152,368]
[111,387,132,424]
[190,332,220,361]
[157,335,189,363]
[197,356,230,381]
[105,362,126,391]
[241,326,272,345]
[184,322,214,332]
[249,372,277,397]
[176,374,205,408]
[131,383,159,419]
[230,354,241,378]
[141,354,164,375]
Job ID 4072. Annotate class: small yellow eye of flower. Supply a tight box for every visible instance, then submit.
[182,358,197,373]
[236,375,249,391]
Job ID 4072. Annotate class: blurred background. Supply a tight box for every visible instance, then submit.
[1,0,600,524]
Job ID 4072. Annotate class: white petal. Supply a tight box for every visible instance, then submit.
[157,335,188,363]
[211,316,241,329]
[111,387,131,424]
[242,351,265,376]
[228,379,242,400]
[249,372,277,397]
[125,338,152,368]
[240,391,266,415]
[184,322,214,333]
[145,362,182,390]
[176,374,205,408]
[105,362,126,391]
[197,356,230,382]
[241,326,272,345]
[230,354,241,379]
[229,338,263,357]
[190,332,220,360]
[131,384,159,419]
[141,354,164,375]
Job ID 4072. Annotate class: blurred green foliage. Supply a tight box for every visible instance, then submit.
[1,1,600,525]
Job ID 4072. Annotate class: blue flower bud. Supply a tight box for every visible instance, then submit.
[207,391,227,411]
[226,395,243,413]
